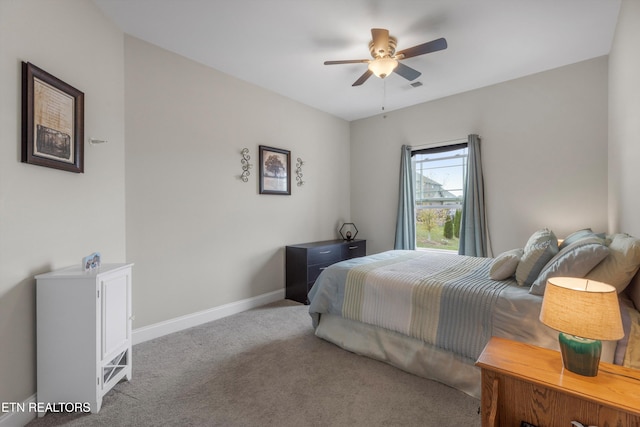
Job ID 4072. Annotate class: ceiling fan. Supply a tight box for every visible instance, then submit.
[324,28,447,86]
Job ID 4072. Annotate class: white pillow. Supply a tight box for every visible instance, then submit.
[586,233,640,293]
[489,248,523,280]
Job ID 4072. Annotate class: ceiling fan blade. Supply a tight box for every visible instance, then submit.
[352,69,373,86]
[396,37,447,59]
[324,59,369,65]
[394,62,422,81]
[371,28,390,57]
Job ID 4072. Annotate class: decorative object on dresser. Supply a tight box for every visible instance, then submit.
[82,251,101,271]
[539,276,624,376]
[259,145,291,195]
[22,62,84,173]
[35,263,133,416]
[339,222,358,241]
[285,239,366,304]
[476,337,640,427]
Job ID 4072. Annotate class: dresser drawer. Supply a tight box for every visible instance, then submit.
[342,241,366,259]
[307,244,342,265]
[307,262,337,283]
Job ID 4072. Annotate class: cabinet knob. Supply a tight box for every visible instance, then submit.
[129,315,136,321]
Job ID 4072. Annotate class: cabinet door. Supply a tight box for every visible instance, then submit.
[101,269,130,360]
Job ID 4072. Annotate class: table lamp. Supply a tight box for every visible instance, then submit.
[539,277,624,376]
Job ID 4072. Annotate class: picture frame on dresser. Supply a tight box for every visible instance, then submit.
[21,62,84,173]
[82,252,101,271]
[259,145,291,195]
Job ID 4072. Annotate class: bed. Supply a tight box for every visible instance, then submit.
[308,229,640,398]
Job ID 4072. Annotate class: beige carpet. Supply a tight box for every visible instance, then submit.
[27,300,481,426]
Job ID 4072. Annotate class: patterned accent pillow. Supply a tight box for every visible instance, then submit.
[489,248,524,280]
[515,228,558,287]
[529,236,610,296]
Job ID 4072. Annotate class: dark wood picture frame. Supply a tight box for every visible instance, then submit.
[259,145,291,195]
[22,62,84,173]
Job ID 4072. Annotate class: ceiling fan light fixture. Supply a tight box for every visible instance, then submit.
[324,28,447,86]
[368,57,398,79]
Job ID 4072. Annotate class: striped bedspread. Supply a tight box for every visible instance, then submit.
[309,250,541,361]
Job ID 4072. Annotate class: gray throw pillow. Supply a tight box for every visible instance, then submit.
[529,236,610,296]
[489,248,524,280]
[515,228,558,287]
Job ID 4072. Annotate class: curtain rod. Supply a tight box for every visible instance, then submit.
[410,137,468,151]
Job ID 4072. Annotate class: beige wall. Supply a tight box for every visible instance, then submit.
[124,36,351,328]
[0,0,126,405]
[350,57,609,255]
[609,0,640,237]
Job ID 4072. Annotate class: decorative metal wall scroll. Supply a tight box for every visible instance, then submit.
[295,157,305,187]
[240,148,252,182]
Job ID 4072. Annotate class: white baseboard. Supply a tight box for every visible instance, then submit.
[132,289,285,345]
[0,394,36,427]
[2,290,285,427]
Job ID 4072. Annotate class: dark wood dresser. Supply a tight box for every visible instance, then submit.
[285,239,366,304]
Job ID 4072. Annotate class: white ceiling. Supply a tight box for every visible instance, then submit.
[92,0,621,122]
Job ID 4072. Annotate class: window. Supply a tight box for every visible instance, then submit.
[412,143,468,251]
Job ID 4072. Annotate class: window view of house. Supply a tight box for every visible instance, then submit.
[413,145,468,251]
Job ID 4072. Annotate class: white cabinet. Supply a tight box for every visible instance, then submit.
[36,263,133,416]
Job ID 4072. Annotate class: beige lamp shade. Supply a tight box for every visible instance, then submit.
[539,277,624,341]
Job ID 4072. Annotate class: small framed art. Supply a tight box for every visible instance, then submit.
[82,252,101,271]
[259,145,291,195]
[22,62,85,173]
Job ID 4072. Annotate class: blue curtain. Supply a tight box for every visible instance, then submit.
[459,134,489,257]
[394,145,416,250]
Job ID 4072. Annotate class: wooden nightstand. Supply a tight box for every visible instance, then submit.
[476,336,640,427]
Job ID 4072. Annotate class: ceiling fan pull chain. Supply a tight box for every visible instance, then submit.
[382,79,387,111]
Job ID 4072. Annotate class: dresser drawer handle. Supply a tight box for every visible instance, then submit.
[348,246,359,250]
[319,250,332,254]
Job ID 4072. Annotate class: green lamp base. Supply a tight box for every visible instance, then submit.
[558,332,602,376]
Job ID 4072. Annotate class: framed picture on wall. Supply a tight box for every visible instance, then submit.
[259,145,291,195]
[21,62,85,173]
